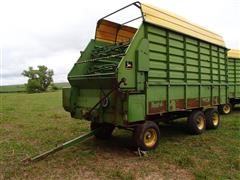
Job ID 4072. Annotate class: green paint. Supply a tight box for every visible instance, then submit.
[127,94,146,121]
[228,57,240,99]
[26,129,98,162]
[63,21,229,126]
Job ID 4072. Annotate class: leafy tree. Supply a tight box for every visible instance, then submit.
[22,65,54,93]
[51,84,59,91]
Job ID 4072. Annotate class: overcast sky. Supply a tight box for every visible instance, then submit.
[1,0,239,85]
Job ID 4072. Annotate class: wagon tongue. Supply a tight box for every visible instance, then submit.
[21,129,99,163]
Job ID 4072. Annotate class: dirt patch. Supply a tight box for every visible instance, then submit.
[85,142,195,180]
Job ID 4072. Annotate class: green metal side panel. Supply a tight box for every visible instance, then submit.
[117,25,145,89]
[137,39,149,71]
[62,88,71,112]
[70,88,126,126]
[145,23,228,114]
[69,88,101,119]
[136,38,149,91]
[228,57,240,99]
[127,94,145,122]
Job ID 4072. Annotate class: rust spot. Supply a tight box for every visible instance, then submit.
[176,99,185,110]
[148,101,167,114]
[149,97,220,113]
[187,98,199,108]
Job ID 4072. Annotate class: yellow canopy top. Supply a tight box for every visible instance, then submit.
[95,2,225,46]
[228,49,240,59]
[95,19,137,44]
[141,3,225,47]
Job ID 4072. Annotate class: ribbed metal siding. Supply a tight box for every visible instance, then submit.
[228,57,240,98]
[146,24,228,114]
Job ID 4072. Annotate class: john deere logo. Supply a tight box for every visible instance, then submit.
[125,61,133,69]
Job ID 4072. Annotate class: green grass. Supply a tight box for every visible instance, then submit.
[0,84,26,93]
[1,91,240,179]
[0,82,70,93]
[53,82,70,89]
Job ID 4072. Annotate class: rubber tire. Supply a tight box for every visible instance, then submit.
[204,108,220,129]
[133,121,160,151]
[90,122,115,139]
[187,110,206,135]
[218,103,232,115]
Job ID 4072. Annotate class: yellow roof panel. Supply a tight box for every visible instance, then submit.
[141,3,225,47]
[228,49,240,59]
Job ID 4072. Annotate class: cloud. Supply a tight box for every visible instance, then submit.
[1,0,240,85]
[0,0,134,85]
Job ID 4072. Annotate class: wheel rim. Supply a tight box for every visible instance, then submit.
[223,104,230,114]
[144,128,157,148]
[212,113,219,126]
[196,116,204,130]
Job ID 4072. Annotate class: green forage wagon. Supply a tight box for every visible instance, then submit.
[63,2,227,150]
[219,49,240,114]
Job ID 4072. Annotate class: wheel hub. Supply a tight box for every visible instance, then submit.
[144,128,157,148]
[223,104,230,114]
[212,113,219,126]
[196,116,204,130]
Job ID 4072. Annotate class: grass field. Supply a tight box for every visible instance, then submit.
[1,91,240,179]
[0,84,26,93]
[0,82,69,93]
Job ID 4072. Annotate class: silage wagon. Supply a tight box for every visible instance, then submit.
[63,2,228,150]
[228,49,240,106]
[219,49,240,114]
